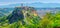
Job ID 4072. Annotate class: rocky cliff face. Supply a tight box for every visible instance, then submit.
[7,7,38,24]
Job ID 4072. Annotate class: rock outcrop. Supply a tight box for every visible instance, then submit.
[7,6,38,24]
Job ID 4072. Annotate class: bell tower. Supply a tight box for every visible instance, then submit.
[21,3,23,7]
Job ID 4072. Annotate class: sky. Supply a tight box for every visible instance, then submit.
[0,0,60,5]
[0,0,60,8]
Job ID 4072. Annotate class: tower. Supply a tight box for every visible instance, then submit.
[21,3,23,7]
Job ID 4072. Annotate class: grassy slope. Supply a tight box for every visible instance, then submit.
[0,12,60,28]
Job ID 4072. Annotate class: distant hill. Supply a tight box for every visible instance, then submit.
[0,7,60,17]
[0,2,60,8]
[36,8,60,18]
[0,8,14,17]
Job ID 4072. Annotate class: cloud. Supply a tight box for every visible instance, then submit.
[39,0,60,3]
[0,2,17,6]
[0,0,60,6]
[0,0,39,6]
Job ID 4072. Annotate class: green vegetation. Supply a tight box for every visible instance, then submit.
[0,12,60,28]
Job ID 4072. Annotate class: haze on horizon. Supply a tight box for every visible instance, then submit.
[0,0,60,8]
